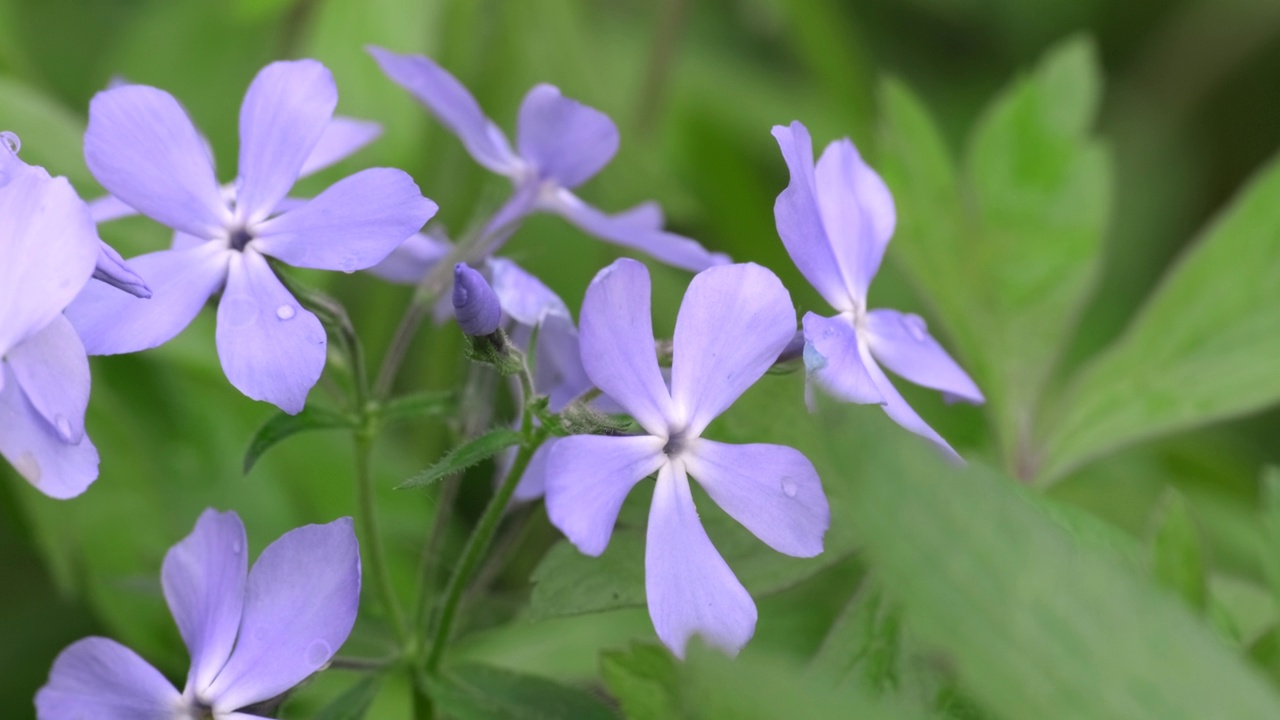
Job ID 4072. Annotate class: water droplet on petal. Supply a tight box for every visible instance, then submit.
[339,256,358,274]
[902,313,928,342]
[231,539,243,554]
[305,639,332,668]
[54,415,73,441]
[275,304,296,321]
[782,478,798,498]
[1,131,20,154]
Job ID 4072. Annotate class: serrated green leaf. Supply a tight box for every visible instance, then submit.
[398,429,523,489]
[243,406,357,475]
[877,35,1111,464]
[312,674,382,720]
[426,663,615,720]
[844,417,1280,720]
[1150,491,1209,613]
[600,643,681,720]
[1040,146,1280,482]
[377,390,456,426]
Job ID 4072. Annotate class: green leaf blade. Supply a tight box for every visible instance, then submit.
[243,406,357,475]
[399,428,523,490]
[427,663,615,720]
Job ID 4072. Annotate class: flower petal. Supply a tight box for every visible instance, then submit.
[770,122,855,312]
[0,364,98,499]
[512,437,555,502]
[862,342,962,461]
[367,46,521,176]
[474,180,540,255]
[364,230,452,285]
[204,518,361,712]
[235,60,337,225]
[93,241,153,298]
[87,194,138,224]
[814,138,895,303]
[516,84,617,188]
[0,153,99,358]
[35,637,181,720]
[162,509,248,697]
[215,250,326,414]
[6,315,90,443]
[670,263,796,436]
[545,434,666,556]
[534,313,593,412]
[488,257,570,326]
[84,85,228,238]
[299,117,382,177]
[683,439,827,557]
[65,244,229,356]
[801,312,883,406]
[253,168,436,272]
[578,259,675,436]
[544,188,729,272]
[645,462,756,659]
[864,309,983,404]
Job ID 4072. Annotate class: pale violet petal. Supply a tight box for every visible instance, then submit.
[488,256,570,326]
[87,194,138,224]
[534,313,592,412]
[864,308,983,404]
[516,84,618,189]
[299,117,382,177]
[645,462,756,659]
[215,250,326,414]
[364,230,452,285]
[858,339,962,462]
[814,138,895,302]
[93,241,152,298]
[545,434,666,556]
[35,637,182,720]
[512,437,555,502]
[0,363,98,499]
[6,315,90,443]
[801,312,883,406]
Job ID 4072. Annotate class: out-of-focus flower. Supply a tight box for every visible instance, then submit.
[367,47,727,272]
[772,121,983,459]
[545,259,828,657]
[0,131,101,498]
[66,60,437,413]
[36,509,361,720]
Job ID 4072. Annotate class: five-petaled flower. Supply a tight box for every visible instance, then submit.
[36,509,361,720]
[0,132,101,499]
[66,59,438,413]
[772,121,983,459]
[367,46,727,272]
[545,258,829,657]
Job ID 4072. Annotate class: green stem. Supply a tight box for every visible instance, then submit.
[354,427,409,644]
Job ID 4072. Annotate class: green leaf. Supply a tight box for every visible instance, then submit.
[0,75,92,188]
[426,663,615,720]
[377,390,456,426]
[877,35,1111,463]
[398,428,523,489]
[1040,148,1280,481]
[843,417,1280,720]
[243,406,357,475]
[1259,467,1280,607]
[809,578,903,693]
[312,674,382,720]
[1149,491,1209,613]
[600,643,682,720]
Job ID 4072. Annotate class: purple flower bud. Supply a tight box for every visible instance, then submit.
[452,263,501,336]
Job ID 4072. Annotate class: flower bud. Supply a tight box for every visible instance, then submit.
[452,263,502,336]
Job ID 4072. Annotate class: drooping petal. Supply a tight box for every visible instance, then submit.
[93,241,152,298]
[367,46,522,176]
[512,437,556,502]
[252,168,436,272]
[645,462,756,659]
[488,257,570,326]
[299,117,382,177]
[235,60,337,225]
[801,312,883,406]
[35,637,181,720]
[543,188,729,272]
[683,439,827,557]
[813,138,896,303]
[364,230,452,284]
[84,85,229,238]
[859,340,961,462]
[864,309,983,404]
[670,263,796,436]
[0,152,99,357]
[578,259,675,436]
[215,250,326,414]
[6,315,90,443]
[516,84,618,189]
[65,243,230,356]
[161,509,248,697]
[87,195,138,224]
[203,518,361,712]
[770,122,855,312]
[0,364,98,499]
[545,434,666,556]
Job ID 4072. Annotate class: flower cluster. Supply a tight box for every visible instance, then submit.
[16,45,983,714]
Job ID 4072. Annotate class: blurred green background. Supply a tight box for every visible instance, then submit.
[5,0,1280,717]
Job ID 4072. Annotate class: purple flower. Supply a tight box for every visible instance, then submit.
[0,132,101,499]
[452,262,502,336]
[544,259,829,657]
[36,509,361,720]
[772,121,983,459]
[65,60,437,413]
[364,228,452,284]
[367,47,728,272]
